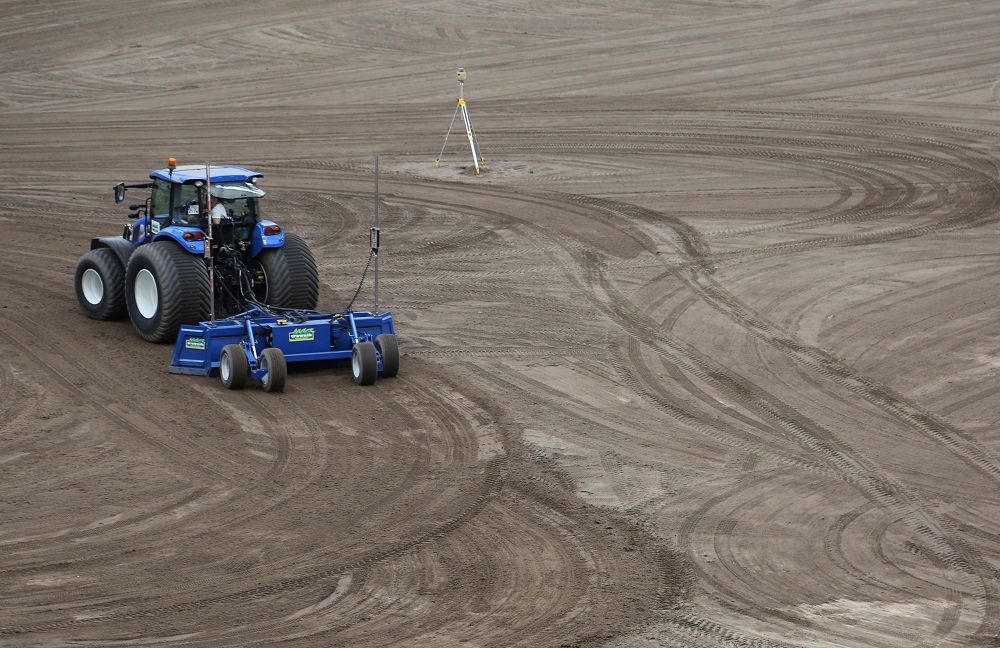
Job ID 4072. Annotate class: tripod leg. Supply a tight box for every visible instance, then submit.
[436,102,463,167]
[460,103,480,174]
[464,108,485,165]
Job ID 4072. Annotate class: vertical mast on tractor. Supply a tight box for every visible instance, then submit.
[372,154,380,312]
[205,161,215,326]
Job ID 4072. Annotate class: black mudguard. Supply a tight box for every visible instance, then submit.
[91,236,135,270]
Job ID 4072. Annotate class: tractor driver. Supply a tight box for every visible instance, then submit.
[210,196,230,224]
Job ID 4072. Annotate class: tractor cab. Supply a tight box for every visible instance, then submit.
[143,163,265,239]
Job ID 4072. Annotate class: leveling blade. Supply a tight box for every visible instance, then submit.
[169,307,398,391]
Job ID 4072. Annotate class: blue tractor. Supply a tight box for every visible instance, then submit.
[74,159,319,343]
[75,159,398,391]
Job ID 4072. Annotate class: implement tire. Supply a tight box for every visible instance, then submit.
[220,344,249,390]
[75,248,127,320]
[125,241,210,343]
[254,233,319,310]
[352,341,378,386]
[375,333,399,378]
[260,348,287,393]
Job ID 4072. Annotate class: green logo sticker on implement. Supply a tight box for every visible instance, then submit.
[289,328,315,342]
[186,337,206,350]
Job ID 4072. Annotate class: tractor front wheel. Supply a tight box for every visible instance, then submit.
[75,248,127,320]
[352,341,378,386]
[125,241,210,343]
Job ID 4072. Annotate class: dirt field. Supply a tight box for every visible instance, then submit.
[3,0,1000,646]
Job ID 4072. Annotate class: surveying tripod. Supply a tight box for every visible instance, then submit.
[435,68,485,174]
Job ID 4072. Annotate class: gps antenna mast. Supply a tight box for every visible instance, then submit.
[205,161,215,326]
[435,68,485,174]
[372,155,380,313]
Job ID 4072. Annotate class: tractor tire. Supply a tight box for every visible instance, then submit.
[254,233,319,310]
[75,248,127,320]
[260,348,287,393]
[352,341,378,386]
[220,344,249,390]
[375,333,399,378]
[125,241,210,343]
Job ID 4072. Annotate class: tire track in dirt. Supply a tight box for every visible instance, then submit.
[9,98,1000,645]
[1,232,495,639]
[0,456,506,639]
[232,124,1000,643]
[0,332,669,647]
[6,1,1000,646]
[573,190,1000,484]
[0,314,270,603]
[2,365,671,646]
[570,215,1000,643]
[0,312,239,484]
[312,159,997,468]
[0,368,503,640]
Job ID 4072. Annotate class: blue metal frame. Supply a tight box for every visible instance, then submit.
[169,307,395,379]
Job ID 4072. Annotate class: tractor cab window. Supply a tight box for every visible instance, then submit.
[217,196,260,222]
[210,182,265,225]
[172,183,203,225]
[150,180,170,221]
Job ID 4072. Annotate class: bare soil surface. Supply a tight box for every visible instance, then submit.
[3,1,1000,646]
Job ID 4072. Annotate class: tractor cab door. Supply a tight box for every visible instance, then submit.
[149,179,172,235]
[170,183,204,227]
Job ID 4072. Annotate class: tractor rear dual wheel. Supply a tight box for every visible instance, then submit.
[74,248,127,320]
[253,233,319,310]
[125,241,210,343]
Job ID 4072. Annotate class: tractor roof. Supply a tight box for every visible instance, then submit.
[149,164,263,184]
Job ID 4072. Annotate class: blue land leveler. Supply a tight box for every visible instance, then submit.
[169,305,398,392]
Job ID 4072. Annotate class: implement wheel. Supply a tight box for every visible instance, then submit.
[75,248,127,320]
[352,341,378,386]
[220,344,249,390]
[260,348,287,393]
[125,241,209,343]
[375,334,399,378]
